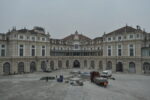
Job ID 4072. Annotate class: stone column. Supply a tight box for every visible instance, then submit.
[102,59,107,70]
[12,60,18,74]
[136,60,142,74]
[25,61,30,73]
[36,60,41,72]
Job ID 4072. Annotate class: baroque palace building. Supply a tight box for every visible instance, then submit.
[0,25,150,75]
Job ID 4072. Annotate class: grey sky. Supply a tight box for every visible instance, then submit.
[0,0,150,39]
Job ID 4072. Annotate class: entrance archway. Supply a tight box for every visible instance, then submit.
[30,62,36,72]
[41,61,47,71]
[99,61,103,70]
[3,62,10,75]
[143,62,150,74]
[116,62,123,72]
[129,62,136,73]
[106,61,112,70]
[73,60,80,68]
[18,62,24,74]
[50,61,54,70]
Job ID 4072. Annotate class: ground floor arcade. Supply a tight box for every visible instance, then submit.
[0,57,150,75]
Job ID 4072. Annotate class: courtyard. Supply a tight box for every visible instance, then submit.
[0,69,150,100]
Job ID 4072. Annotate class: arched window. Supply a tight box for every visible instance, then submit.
[116,62,123,72]
[18,62,24,74]
[30,62,36,72]
[129,62,136,73]
[106,61,112,70]
[58,60,62,69]
[50,61,54,70]
[3,62,10,75]
[73,60,80,68]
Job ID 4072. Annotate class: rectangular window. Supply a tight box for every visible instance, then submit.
[32,37,35,41]
[42,46,45,56]
[130,35,133,39]
[129,44,134,56]
[130,49,134,56]
[118,45,122,56]
[19,45,24,56]
[31,45,35,56]
[118,36,122,41]
[1,44,5,56]
[19,35,24,40]
[118,49,122,56]
[75,44,78,49]
[42,37,45,41]
[108,46,111,56]
[108,49,111,56]
[108,37,111,41]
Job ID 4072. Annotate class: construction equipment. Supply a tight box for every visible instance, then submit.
[90,71,108,87]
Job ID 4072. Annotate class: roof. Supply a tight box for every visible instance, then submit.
[93,37,103,41]
[63,31,91,41]
[105,25,143,36]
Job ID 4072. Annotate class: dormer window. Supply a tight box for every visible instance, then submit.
[118,36,122,41]
[32,37,35,41]
[130,34,134,39]
[75,44,78,49]
[19,35,24,40]
[42,37,45,41]
[108,37,111,41]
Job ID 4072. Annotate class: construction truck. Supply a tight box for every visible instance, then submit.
[90,71,108,87]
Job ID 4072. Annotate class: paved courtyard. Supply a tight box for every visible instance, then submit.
[0,69,150,100]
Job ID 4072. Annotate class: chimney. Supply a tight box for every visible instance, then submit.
[136,25,141,30]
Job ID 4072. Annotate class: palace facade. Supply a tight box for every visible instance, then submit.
[0,25,150,75]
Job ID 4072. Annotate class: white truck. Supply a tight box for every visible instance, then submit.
[101,70,112,78]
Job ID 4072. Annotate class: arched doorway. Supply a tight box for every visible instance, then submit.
[66,60,69,68]
[99,61,103,70]
[129,62,136,73]
[106,61,112,70]
[41,61,47,71]
[91,60,95,69]
[143,62,150,74]
[30,62,36,72]
[58,60,62,69]
[73,60,80,68]
[18,62,24,74]
[50,61,54,70]
[3,62,10,75]
[116,62,123,72]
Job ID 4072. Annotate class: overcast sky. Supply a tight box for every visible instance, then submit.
[0,0,150,39]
